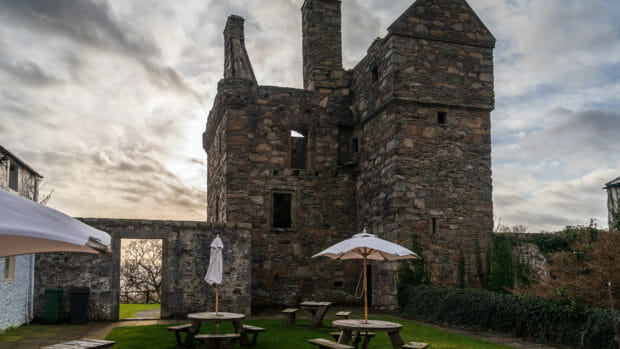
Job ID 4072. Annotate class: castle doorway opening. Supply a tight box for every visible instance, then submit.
[119,238,163,319]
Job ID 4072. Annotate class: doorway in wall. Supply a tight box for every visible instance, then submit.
[119,239,163,319]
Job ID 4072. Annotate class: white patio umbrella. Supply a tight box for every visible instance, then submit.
[204,235,223,314]
[312,228,419,323]
[0,189,111,257]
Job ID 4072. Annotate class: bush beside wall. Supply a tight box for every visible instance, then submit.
[399,285,618,349]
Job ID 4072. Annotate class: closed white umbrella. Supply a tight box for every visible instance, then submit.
[312,228,419,323]
[204,235,223,314]
[0,189,111,257]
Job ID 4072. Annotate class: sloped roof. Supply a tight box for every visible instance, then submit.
[388,0,496,48]
[604,177,620,189]
[0,145,43,178]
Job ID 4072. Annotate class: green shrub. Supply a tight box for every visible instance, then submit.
[399,285,618,349]
[487,234,514,293]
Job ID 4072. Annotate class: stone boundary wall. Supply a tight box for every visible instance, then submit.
[34,219,251,321]
[505,233,550,281]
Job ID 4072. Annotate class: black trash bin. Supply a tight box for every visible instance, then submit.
[44,287,63,324]
[69,286,90,324]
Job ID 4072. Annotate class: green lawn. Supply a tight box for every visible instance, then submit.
[106,317,515,349]
[119,303,161,319]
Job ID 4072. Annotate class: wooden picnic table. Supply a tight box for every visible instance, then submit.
[300,301,332,329]
[185,312,249,347]
[332,319,405,349]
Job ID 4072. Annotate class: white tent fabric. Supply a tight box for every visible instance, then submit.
[0,189,111,257]
[311,232,419,261]
[204,235,223,285]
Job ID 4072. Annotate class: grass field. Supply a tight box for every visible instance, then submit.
[118,303,161,319]
[105,317,515,348]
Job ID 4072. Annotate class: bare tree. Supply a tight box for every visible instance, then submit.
[120,239,162,303]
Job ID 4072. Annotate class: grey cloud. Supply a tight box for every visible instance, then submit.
[520,109,620,158]
[493,192,528,208]
[0,0,201,99]
[505,210,579,230]
[0,60,60,86]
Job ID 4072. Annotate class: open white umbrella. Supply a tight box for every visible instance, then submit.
[312,228,419,323]
[0,189,111,257]
[204,235,223,314]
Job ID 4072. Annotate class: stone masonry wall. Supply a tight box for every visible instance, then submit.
[34,219,251,321]
[204,0,495,311]
[206,81,362,308]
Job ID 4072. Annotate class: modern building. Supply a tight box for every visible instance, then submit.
[0,145,43,330]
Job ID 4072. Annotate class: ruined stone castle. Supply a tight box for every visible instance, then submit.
[204,0,495,309]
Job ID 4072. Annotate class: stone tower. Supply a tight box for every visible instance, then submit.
[204,0,495,310]
[302,0,347,92]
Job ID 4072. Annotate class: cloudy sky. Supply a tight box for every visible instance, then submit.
[0,0,618,232]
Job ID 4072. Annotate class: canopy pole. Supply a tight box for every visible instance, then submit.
[364,253,368,324]
[215,284,219,315]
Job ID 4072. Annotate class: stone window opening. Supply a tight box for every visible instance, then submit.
[273,192,292,229]
[437,111,448,125]
[214,196,220,222]
[371,65,379,82]
[3,256,16,282]
[350,138,359,153]
[431,218,439,234]
[289,129,307,169]
[338,125,356,164]
[9,162,18,191]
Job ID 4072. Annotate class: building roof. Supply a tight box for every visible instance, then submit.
[0,145,43,178]
[388,0,496,48]
[603,177,620,189]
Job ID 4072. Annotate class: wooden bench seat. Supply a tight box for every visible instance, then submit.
[335,311,351,319]
[242,324,266,346]
[308,338,354,349]
[281,308,299,327]
[402,342,430,349]
[41,339,115,348]
[329,331,375,342]
[195,333,240,348]
[167,324,192,347]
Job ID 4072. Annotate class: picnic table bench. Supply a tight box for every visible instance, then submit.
[195,333,240,348]
[41,339,115,349]
[242,324,266,346]
[300,301,332,329]
[308,338,354,349]
[167,324,192,347]
[281,308,299,327]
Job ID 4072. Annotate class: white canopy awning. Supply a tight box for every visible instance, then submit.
[0,189,111,257]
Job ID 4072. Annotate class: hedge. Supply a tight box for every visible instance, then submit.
[399,285,618,349]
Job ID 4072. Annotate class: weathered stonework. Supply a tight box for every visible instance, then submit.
[204,0,495,311]
[34,219,251,321]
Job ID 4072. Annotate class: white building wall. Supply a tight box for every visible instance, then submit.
[0,254,34,330]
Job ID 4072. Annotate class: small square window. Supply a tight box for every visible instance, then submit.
[437,111,447,125]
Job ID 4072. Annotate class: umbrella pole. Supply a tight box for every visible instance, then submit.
[364,254,368,324]
[215,284,219,315]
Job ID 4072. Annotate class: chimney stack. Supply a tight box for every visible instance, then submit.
[223,15,257,85]
[302,0,345,92]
